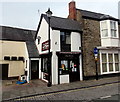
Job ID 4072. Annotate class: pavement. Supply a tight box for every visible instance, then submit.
[1,76,120,101]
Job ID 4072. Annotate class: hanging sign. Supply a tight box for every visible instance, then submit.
[42,40,50,51]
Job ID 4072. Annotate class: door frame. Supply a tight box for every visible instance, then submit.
[57,52,81,84]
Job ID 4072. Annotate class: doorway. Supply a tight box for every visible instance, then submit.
[69,59,80,82]
[58,54,80,83]
[0,64,9,80]
[31,60,39,79]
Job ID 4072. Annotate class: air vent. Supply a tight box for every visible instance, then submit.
[4,56,10,60]
[18,57,24,61]
[11,57,17,61]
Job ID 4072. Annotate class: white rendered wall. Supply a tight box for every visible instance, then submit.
[71,32,81,52]
[51,30,60,52]
[36,18,52,54]
[101,38,119,47]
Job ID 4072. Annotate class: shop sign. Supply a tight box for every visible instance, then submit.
[42,40,50,51]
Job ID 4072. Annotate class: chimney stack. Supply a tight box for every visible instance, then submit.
[68,1,76,20]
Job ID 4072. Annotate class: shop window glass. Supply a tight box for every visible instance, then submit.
[43,58,48,73]
[114,54,119,71]
[59,60,69,75]
[102,54,107,72]
[108,54,113,72]
[102,63,107,72]
[101,53,120,73]
[109,63,113,71]
[115,64,119,71]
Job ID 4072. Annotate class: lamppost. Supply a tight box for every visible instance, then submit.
[46,8,52,87]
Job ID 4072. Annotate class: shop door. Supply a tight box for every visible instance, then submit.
[31,60,39,79]
[69,60,80,82]
[0,64,9,80]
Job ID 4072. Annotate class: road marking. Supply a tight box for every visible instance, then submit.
[16,82,120,100]
[100,95,111,99]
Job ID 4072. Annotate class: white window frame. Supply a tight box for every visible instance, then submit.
[100,20,109,38]
[100,20,119,38]
[100,51,120,75]
[110,20,118,38]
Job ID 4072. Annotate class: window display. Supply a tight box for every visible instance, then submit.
[59,60,69,75]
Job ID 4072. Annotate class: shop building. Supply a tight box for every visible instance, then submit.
[36,14,83,84]
[68,1,120,79]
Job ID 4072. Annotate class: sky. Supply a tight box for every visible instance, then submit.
[0,0,120,30]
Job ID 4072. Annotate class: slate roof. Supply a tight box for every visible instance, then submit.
[36,14,82,38]
[77,9,119,21]
[0,26,39,58]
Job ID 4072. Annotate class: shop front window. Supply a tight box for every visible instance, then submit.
[42,57,49,80]
[114,54,119,71]
[43,58,48,73]
[102,53,107,72]
[108,54,113,72]
[59,60,69,75]
[101,53,120,74]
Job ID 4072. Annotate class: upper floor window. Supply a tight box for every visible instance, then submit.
[100,20,118,38]
[60,31,71,52]
[60,31,71,44]
[101,21,108,37]
[110,21,117,37]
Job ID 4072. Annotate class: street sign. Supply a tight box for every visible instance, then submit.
[94,47,98,61]
[94,47,98,54]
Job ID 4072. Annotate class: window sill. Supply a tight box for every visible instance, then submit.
[101,37,119,39]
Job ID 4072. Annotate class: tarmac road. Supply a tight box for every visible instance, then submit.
[14,82,119,102]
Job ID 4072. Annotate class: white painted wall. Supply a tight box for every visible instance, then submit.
[39,58,42,79]
[71,32,81,52]
[36,17,52,54]
[60,74,69,84]
[51,30,60,52]
[79,55,83,81]
[101,38,119,47]
[51,51,58,85]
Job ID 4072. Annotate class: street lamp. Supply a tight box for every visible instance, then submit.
[46,8,52,87]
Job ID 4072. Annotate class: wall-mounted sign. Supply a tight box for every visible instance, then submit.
[42,40,50,51]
